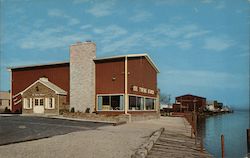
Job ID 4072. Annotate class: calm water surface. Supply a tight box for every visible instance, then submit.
[199,110,250,158]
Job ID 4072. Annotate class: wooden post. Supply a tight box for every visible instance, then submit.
[200,134,203,152]
[194,103,197,145]
[247,129,250,154]
[221,134,224,158]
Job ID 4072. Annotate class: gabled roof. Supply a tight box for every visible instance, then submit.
[7,61,69,70]
[94,54,160,73]
[20,78,67,95]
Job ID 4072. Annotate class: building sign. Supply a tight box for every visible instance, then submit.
[32,94,45,97]
[132,86,154,95]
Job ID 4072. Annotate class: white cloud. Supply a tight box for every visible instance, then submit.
[19,27,92,50]
[153,24,201,39]
[86,1,116,17]
[176,41,192,49]
[73,0,90,4]
[80,24,92,30]
[193,7,199,13]
[68,18,80,26]
[149,24,210,50]
[201,0,213,4]
[215,1,225,9]
[93,25,127,37]
[184,30,210,39]
[48,9,80,26]
[203,36,235,51]
[97,23,212,53]
[101,33,143,53]
[129,11,152,22]
[154,0,187,5]
[48,9,63,17]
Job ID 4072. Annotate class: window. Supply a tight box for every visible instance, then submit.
[111,96,120,110]
[45,98,55,109]
[23,98,32,109]
[40,99,44,106]
[145,98,155,110]
[49,98,53,108]
[129,96,144,110]
[129,96,136,110]
[102,96,110,105]
[98,95,124,111]
[35,99,39,106]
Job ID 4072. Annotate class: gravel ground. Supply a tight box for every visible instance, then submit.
[0,117,190,158]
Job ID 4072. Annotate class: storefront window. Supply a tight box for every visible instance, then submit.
[129,96,136,110]
[129,96,144,110]
[102,96,110,105]
[98,95,124,111]
[145,98,155,110]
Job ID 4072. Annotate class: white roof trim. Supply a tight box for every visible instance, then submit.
[94,54,160,73]
[20,79,67,96]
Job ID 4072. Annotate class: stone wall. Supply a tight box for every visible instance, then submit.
[70,42,96,113]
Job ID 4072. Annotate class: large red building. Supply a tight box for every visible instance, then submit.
[8,42,160,115]
[95,54,159,114]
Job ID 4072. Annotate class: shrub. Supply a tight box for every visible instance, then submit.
[70,107,75,113]
[85,108,90,113]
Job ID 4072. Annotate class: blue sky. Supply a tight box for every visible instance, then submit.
[0,0,249,109]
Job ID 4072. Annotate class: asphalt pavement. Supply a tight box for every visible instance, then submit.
[0,115,111,146]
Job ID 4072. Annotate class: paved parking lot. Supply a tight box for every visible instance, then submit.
[0,115,111,146]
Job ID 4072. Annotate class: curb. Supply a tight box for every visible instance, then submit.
[113,121,127,126]
[131,127,165,158]
[46,115,116,124]
[0,114,20,117]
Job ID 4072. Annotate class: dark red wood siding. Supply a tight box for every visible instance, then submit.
[175,94,206,112]
[127,57,157,97]
[95,58,125,94]
[11,63,70,112]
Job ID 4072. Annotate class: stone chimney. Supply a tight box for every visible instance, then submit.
[70,41,96,112]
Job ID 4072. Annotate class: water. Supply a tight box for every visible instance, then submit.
[198,110,250,158]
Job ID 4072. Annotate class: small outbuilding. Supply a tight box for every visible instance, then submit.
[20,77,68,115]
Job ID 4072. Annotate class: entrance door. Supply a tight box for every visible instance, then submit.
[33,98,45,114]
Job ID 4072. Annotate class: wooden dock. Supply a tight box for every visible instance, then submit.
[146,130,213,158]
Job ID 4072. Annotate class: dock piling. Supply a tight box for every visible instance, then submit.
[247,129,250,154]
[200,135,203,152]
[221,134,224,158]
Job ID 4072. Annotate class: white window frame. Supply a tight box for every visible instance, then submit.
[45,97,55,109]
[128,94,157,111]
[23,98,32,109]
[96,94,124,111]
